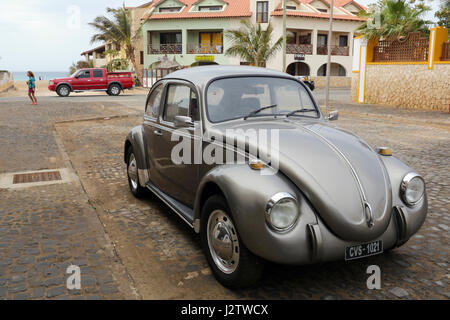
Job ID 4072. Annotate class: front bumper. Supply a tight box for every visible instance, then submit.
[48,84,56,91]
[247,198,427,265]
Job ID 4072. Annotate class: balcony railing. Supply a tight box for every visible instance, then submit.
[186,43,223,54]
[317,45,350,56]
[441,42,450,61]
[147,43,182,54]
[286,43,313,55]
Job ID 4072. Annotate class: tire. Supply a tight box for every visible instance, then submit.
[126,147,146,198]
[108,84,121,96]
[200,195,264,289]
[56,85,70,97]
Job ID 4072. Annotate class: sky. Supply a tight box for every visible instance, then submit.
[0,0,443,72]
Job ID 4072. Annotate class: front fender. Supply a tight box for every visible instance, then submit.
[378,155,428,241]
[125,125,148,185]
[194,164,319,264]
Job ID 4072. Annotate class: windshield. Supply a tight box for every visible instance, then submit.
[206,77,318,123]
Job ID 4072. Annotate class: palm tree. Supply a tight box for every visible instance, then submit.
[357,0,431,39]
[225,20,283,67]
[89,7,139,75]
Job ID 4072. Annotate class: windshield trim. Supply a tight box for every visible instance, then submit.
[204,75,321,124]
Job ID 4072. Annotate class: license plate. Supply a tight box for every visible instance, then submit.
[345,240,383,261]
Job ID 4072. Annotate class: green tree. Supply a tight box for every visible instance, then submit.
[357,0,431,39]
[89,7,139,76]
[69,60,93,75]
[435,0,450,29]
[225,20,283,67]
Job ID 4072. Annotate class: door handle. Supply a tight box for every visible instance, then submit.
[154,130,163,136]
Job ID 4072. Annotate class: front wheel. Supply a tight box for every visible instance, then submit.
[56,85,70,97]
[201,195,264,289]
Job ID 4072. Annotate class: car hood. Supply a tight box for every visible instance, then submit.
[209,118,392,242]
[52,77,72,82]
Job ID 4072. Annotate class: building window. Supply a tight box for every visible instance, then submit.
[140,51,144,65]
[317,34,328,46]
[159,7,182,13]
[256,1,269,23]
[198,6,222,11]
[199,32,223,53]
[339,35,348,47]
[317,8,328,13]
[287,31,297,44]
[299,34,311,45]
[286,5,296,10]
[160,32,182,45]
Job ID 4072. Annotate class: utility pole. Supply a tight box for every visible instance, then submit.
[282,0,287,72]
[325,0,334,118]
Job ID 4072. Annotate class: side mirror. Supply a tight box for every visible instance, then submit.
[327,110,339,121]
[174,115,194,128]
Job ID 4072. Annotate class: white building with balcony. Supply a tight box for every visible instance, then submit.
[140,0,365,84]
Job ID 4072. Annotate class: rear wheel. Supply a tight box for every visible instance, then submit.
[126,147,146,198]
[108,84,121,96]
[56,85,70,97]
[200,195,264,289]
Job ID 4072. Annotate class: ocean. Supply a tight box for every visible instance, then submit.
[12,71,69,81]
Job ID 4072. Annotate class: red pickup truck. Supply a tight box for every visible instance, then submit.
[48,68,134,97]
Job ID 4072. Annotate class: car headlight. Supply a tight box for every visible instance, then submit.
[400,173,425,206]
[49,81,54,85]
[265,192,299,231]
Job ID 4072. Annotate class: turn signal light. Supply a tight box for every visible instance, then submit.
[249,159,265,170]
[377,147,392,156]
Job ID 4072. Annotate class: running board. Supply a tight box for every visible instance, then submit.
[145,181,195,228]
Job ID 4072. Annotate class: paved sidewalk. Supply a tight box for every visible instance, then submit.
[0,98,139,299]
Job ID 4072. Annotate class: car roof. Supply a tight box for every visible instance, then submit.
[163,65,295,88]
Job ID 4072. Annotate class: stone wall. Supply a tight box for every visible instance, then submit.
[0,71,14,93]
[311,76,351,88]
[353,63,449,111]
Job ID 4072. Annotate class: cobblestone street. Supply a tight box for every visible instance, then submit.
[0,92,449,300]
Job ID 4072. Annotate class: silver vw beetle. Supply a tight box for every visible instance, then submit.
[124,66,427,288]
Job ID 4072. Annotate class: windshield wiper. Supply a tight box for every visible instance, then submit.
[244,104,277,120]
[286,109,317,118]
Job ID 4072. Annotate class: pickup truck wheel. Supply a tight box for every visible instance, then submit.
[201,195,264,289]
[108,84,121,96]
[56,85,70,97]
[126,148,146,198]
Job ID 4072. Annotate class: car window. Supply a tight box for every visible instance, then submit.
[145,84,163,118]
[207,77,318,123]
[93,69,103,78]
[77,70,91,78]
[163,84,199,123]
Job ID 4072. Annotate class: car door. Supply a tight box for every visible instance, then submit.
[143,82,164,184]
[151,81,201,207]
[72,69,91,90]
[91,69,106,89]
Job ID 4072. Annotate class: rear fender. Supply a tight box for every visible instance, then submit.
[124,125,148,186]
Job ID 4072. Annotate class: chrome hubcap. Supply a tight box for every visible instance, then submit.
[207,210,239,274]
[60,87,68,95]
[111,86,119,95]
[127,153,138,190]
